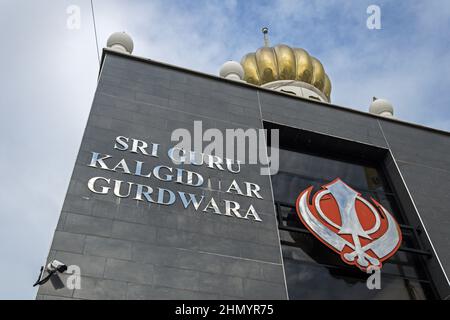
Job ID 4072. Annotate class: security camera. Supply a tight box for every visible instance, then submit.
[47,260,68,273]
[33,259,68,287]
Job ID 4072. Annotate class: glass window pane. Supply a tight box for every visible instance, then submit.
[281,230,429,280]
[277,149,391,194]
[272,143,436,299]
[283,255,434,300]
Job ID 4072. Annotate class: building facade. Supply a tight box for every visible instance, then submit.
[37,48,450,300]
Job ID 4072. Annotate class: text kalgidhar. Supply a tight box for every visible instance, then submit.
[84,136,265,222]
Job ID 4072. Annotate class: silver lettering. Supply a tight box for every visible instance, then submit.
[224,200,242,218]
[131,139,149,155]
[113,180,133,198]
[114,136,129,151]
[87,177,110,194]
[178,192,204,210]
[88,152,111,170]
[245,182,263,199]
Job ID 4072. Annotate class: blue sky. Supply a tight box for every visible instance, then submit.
[0,0,449,299]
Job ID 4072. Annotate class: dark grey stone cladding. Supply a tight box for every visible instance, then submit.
[37,50,450,299]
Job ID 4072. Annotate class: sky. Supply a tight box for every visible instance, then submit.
[0,0,449,299]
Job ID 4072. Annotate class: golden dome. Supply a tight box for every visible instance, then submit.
[240,44,331,100]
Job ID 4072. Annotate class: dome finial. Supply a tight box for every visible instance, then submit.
[262,27,270,47]
[240,43,332,102]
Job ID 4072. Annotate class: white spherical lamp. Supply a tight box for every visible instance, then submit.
[219,61,245,81]
[369,97,394,118]
[106,32,134,54]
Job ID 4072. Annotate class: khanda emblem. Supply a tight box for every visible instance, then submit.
[296,178,402,271]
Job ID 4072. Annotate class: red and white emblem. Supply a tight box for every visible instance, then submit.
[296,178,402,271]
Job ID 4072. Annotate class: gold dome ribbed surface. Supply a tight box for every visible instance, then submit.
[240,44,331,100]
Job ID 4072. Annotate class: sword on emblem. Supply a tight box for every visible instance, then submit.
[296,178,402,271]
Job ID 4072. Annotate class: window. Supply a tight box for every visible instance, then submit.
[266,123,437,299]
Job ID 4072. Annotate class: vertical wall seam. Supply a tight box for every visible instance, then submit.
[257,90,290,300]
